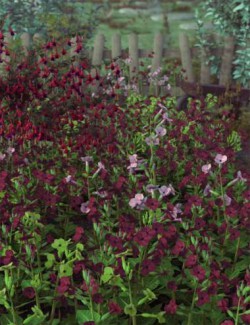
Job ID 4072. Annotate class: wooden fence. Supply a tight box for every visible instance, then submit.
[0,31,239,96]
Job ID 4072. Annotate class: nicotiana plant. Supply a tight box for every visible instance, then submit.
[0,29,249,325]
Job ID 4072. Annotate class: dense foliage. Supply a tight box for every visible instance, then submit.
[198,0,250,87]
[0,28,249,325]
[0,0,101,41]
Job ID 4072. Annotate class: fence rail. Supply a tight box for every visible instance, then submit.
[0,31,240,96]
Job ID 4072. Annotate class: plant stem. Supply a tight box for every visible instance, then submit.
[235,296,241,325]
[187,282,197,325]
[234,236,241,264]
[49,275,59,324]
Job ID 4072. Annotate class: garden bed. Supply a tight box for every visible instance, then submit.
[0,32,249,325]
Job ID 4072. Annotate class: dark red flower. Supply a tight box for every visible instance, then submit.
[23,287,36,299]
[191,265,206,282]
[167,281,177,292]
[185,254,198,268]
[242,314,250,324]
[220,320,234,325]
[106,234,124,252]
[145,198,160,211]
[217,299,229,313]
[164,299,177,314]
[73,226,84,242]
[197,290,210,306]
[172,240,185,256]
[134,227,154,247]
[141,259,156,276]
[92,293,103,304]
[108,300,123,315]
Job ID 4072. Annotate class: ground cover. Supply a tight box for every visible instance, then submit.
[0,30,249,325]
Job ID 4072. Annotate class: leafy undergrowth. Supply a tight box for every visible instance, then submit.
[0,31,249,325]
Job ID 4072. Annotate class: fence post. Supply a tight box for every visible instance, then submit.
[150,32,163,96]
[200,48,210,84]
[179,32,195,83]
[20,32,31,56]
[219,36,235,86]
[91,33,105,93]
[0,32,11,78]
[128,33,139,82]
[112,33,122,59]
[33,33,44,64]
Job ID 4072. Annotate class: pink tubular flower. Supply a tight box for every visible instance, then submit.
[155,126,167,137]
[215,154,227,165]
[221,193,232,206]
[80,202,90,214]
[162,112,173,122]
[6,147,15,155]
[203,184,212,196]
[159,184,175,197]
[145,136,159,146]
[146,184,160,194]
[0,153,6,161]
[127,154,138,170]
[202,163,211,174]
[129,193,145,208]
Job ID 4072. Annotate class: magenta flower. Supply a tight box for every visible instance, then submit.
[108,301,123,314]
[220,320,234,325]
[214,154,227,165]
[164,299,177,315]
[192,265,206,281]
[129,193,145,208]
[185,254,198,268]
[197,290,210,306]
[201,163,211,174]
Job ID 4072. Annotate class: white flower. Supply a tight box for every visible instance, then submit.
[202,163,212,174]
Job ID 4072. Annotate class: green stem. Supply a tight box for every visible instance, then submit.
[187,282,197,325]
[49,275,60,324]
[235,297,241,325]
[234,237,241,264]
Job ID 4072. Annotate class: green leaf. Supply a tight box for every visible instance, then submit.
[76,310,101,324]
[100,267,114,284]
[233,3,245,11]
[0,314,23,325]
